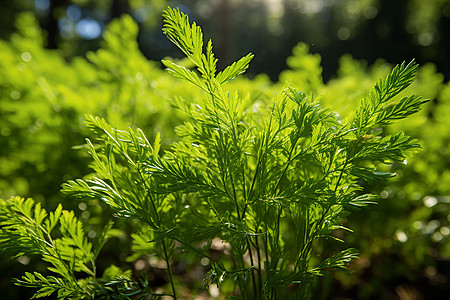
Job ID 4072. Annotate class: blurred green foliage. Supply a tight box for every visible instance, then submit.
[0,11,197,205]
[0,8,449,299]
[1,0,449,80]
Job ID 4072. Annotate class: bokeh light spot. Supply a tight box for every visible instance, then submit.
[395,230,408,243]
[58,17,75,39]
[67,4,82,21]
[364,6,378,19]
[337,27,351,40]
[302,0,325,14]
[431,231,443,242]
[34,0,49,11]
[17,256,31,265]
[417,32,434,46]
[200,257,209,266]
[10,90,21,100]
[423,196,438,208]
[135,259,146,270]
[76,18,102,40]
[78,202,87,211]
[440,226,450,236]
[1,127,11,137]
[134,6,150,23]
[21,52,32,62]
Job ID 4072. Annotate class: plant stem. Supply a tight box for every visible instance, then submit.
[246,237,258,299]
[272,136,299,197]
[237,254,250,300]
[296,159,350,270]
[161,238,177,299]
[137,169,177,299]
[254,233,263,298]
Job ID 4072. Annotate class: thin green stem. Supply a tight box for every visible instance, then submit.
[296,159,350,270]
[161,239,177,299]
[243,108,274,219]
[242,150,261,219]
[272,136,300,197]
[246,237,258,299]
[254,234,263,298]
[237,253,250,300]
[229,168,241,220]
[136,168,177,298]
[269,205,283,276]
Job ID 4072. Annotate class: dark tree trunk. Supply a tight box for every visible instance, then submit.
[47,0,68,49]
[110,0,130,19]
[216,0,231,69]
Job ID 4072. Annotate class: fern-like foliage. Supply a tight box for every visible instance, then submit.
[0,197,96,299]
[4,6,427,300]
[353,60,427,131]
[0,197,164,299]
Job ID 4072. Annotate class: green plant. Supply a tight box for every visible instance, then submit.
[0,196,160,299]
[317,57,450,299]
[1,7,427,299]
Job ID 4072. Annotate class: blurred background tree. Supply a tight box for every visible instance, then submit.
[1,0,448,81]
